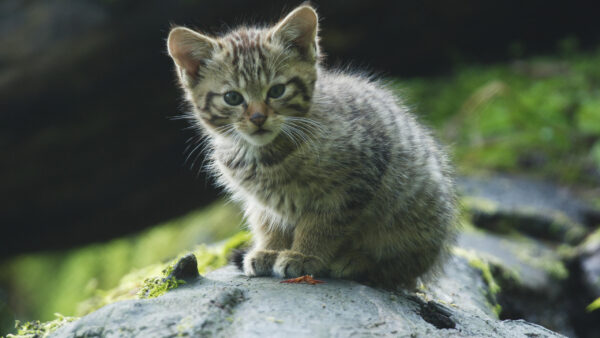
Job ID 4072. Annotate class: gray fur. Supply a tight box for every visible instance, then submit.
[167,5,457,288]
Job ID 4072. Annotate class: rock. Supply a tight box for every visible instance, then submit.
[168,254,200,282]
[50,261,564,338]
[459,175,592,244]
[458,230,576,336]
[574,229,600,319]
[457,175,600,337]
[579,228,600,290]
[581,249,600,296]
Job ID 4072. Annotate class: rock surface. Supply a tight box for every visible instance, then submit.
[459,231,575,336]
[51,262,563,338]
[459,175,593,243]
[578,230,600,303]
[458,175,595,226]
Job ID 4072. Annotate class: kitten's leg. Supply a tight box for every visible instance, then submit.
[273,216,345,278]
[329,252,371,280]
[243,212,293,276]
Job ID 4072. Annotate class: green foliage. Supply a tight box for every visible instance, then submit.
[3,231,252,336]
[0,201,243,325]
[393,48,600,183]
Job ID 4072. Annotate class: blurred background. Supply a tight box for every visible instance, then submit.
[1,0,600,336]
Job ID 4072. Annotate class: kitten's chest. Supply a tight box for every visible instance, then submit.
[218,155,315,216]
[244,164,308,212]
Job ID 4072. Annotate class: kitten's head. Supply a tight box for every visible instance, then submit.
[167,5,319,146]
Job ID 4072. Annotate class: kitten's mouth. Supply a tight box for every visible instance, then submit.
[252,129,270,135]
[244,127,279,146]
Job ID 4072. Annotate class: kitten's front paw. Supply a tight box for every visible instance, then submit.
[243,249,279,277]
[273,250,326,277]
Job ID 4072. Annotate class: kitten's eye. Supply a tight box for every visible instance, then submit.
[267,84,285,99]
[223,91,244,106]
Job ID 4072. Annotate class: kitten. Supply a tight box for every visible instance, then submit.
[167,5,457,288]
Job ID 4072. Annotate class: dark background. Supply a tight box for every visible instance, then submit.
[2,0,599,259]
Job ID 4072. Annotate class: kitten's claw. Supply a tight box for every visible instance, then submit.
[243,249,279,276]
[273,250,325,278]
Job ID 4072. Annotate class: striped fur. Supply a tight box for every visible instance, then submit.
[167,5,457,288]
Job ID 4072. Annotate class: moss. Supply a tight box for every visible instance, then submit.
[461,196,498,215]
[195,231,252,274]
[76,231,251,315]
[6,313,77,338]
[460,250,501,296]
[133,231,253,300]
[137,265,187,299]
[491,304,503,318]
[464,196,587,244]
[556,244,578,260]
[453,247,502,316]
[176,316,194,336]
[1,200,243,324]
[509,236,569,280]
[535,258,568,280]
[580,227,600,251]
[587,297,600,312]
[5,231,252,336]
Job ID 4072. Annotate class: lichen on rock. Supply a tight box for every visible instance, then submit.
[453,247,504,317]
[137,266,187,299]
[7,313,77,338]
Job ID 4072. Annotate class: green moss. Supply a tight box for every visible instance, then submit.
[1,200,243,325]
[195,231,252,274]
[75,262,165,316]
[580,227,600,250]
[556,244,578,260]
[457,248,501,296]
[537,258,568,280]
[461,196,498,215]
[510,237,569,280]
[4,231,252,336]
[463,195,587,244]
[138,272,186,299]
[587,297,600,312]
[492,304,503,318]
[453,247,502,316]
[6,313,77,338]
[135,231,251,300]
[77,231,251,315]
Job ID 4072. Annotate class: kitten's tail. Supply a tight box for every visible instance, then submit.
[229,248,247,271]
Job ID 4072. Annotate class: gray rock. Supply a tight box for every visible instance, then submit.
[168,253,200,282]
[578,230,600,299]
[458,175,592,225]
[51,260,564,338]
[459,231,576,336]
[582,252,600,296]
[458,175,592,243]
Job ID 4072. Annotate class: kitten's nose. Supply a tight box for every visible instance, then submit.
[249,112,267,127]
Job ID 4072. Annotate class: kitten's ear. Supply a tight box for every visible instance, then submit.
[271,5,319,60]
[167,27,215,80]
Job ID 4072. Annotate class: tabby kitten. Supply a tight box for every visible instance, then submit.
[167,5,457,288]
